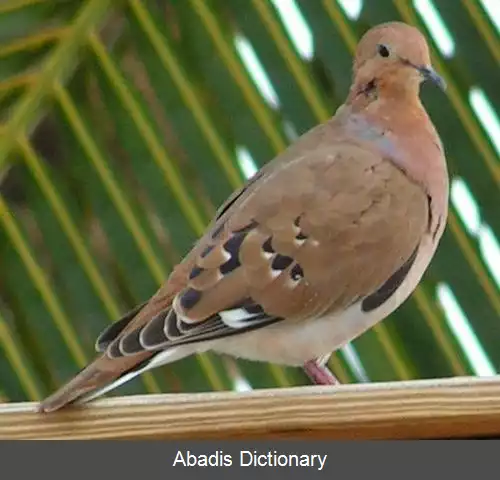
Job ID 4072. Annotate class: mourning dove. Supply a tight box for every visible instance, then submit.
[39,21,448,413]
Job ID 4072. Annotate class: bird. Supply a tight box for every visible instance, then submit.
[38,21,449,413]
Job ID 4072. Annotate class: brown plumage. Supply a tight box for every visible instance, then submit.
[39,21,449,413]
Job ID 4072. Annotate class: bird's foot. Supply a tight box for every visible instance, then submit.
[303,358,340,386]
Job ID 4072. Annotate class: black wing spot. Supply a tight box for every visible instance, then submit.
[296,231,308,241]
[361,245,419,312]
[290,264,304,280]
[180,288,203,310]
[272,254,294,271]
[262,237,275,254]
[220,233,245,275]
[189,265,204,280]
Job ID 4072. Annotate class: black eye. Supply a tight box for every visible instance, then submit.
[377,44,390,58]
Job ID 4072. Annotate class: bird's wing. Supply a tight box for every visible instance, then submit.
[105,140,430,359]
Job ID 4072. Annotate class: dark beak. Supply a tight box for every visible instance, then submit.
[418,65,447,91]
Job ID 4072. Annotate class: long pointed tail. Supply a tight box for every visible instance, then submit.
[38,352,153,413]
[38,276,198,412]
[38,344,195,413]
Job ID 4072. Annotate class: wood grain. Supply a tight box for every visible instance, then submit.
[1,376,500,440]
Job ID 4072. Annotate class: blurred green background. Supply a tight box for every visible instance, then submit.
[0,0,499,403]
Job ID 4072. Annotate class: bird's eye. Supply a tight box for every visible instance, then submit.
[377,44,390,58]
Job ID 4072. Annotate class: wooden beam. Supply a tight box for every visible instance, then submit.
[1,376,500,440]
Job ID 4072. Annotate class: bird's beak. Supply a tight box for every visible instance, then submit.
[417,65,447,91]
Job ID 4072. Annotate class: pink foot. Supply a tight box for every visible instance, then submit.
[303,358,340,386]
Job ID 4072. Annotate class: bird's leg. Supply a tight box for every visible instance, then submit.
[303,355,341,386]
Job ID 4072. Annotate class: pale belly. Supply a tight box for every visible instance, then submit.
[209,234,435,366]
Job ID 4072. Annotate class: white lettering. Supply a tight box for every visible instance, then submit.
[237,450,327,470]
[186,451,198,467]
[172,451,186,466]
[240,450,253,466]
[317,455,327,471]
[172,450,232,467]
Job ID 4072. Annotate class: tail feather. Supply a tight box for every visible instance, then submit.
[68,359,154,407]
[38,283,191,413]
[37,352,153,413]
[38,345,195,413]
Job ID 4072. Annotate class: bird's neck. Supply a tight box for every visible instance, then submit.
[339,85,431,143]
[346,67,422,107]
[345,76,421,113]
[334,91,449,239]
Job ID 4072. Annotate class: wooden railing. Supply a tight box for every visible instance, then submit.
[1,376,500,440]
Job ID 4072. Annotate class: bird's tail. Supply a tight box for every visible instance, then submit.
[37,352,153,413]
[38,343,195,413]
[38,272,199,413]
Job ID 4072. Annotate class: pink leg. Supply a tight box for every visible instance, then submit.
[303,358,340,386]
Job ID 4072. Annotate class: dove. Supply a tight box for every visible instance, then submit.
[38,21,448,413]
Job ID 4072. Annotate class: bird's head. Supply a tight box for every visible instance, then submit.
[350,22,446,101]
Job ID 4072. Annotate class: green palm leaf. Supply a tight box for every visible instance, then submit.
[0,0,498,404]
